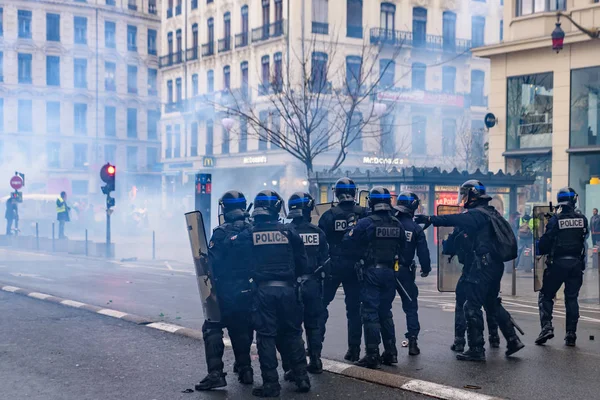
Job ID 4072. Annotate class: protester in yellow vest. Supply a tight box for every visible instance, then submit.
[56,191,70,239]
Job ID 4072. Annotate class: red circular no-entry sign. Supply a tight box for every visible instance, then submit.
[10,176,23,190]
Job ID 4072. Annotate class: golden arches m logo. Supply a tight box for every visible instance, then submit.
[203,157,215,167]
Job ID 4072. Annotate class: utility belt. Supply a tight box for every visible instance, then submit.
[396,261,416,272]
[370,263,394,269]
[258,280,294,288]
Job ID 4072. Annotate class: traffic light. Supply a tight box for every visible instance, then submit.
[100,163,116,195]
[106,194,115,209]
[11,191,23,203]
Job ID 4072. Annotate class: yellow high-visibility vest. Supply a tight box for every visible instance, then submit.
[56,198,66,214]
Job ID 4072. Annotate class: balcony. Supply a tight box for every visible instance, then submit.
[251,20,286,43]
[374,87,467,108]
[159,52,183,68]
[202,42,215,57]
[370,28,411,46]
[218,37,232,53]
[235,32,249,48]
[412,34,472,53]
[186,47,199,61]
[312,22,329,35]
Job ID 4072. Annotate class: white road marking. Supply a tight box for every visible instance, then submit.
[164,262,173,271]
[401,379,500,400]
[9,272,53,281]
[98,309,128,318]
[322,359,351,374]
[1,286,20,292]
[61,300,86,308]
[147,322,183,333]
[28,292,52,300]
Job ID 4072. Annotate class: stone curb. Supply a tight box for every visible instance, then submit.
[1,283,504,400]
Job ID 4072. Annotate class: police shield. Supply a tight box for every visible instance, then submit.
[533,206,553,292]
[359,190,369,207]
[185,211,221,322]
[310,202,337,225]
[437,204,463,292]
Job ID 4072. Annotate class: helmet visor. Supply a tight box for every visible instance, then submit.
[458,187,469,207]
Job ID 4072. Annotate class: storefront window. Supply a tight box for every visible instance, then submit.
[506,73,553,150]
[571,67,600,147]
[507,155,551,214]
[569,153,600,215]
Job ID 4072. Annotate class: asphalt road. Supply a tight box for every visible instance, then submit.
[0,291,427,400]
[2,249,600,399]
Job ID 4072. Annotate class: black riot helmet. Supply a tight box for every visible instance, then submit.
[334,177,357,202]
[252,190,283,218]
[557,187,578,207]
[288,192,315,220]
[458,180,491,209]
[368,186,392,212]
[396,191,420,215]
[218,190,247,222]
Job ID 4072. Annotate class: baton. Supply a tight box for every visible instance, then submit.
[396,278,413,302]
[510,316,525,336]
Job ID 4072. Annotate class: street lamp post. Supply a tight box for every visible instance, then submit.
[552,12,600,53]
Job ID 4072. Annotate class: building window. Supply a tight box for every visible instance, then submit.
[412,8,427,48]
[262,0,271,31]
[347,0,363,38]
[379,59,395,89]
[148,29,157,55]
[176,78,182,102]
[500,20,504,41]
[47,13,60,42]
[192,74,199,96]
[18,53,32,84]
[74,17,87,45]
[239,117,248,152]
[128,0,138,11]
[206,120,214,155]
[74,58,87,89]
[311,52,327,93]
[240,5,249,45]
[0,8,3,37]
[127,146,138,171]
[73,144,88,168]
[127,25,137,51]
[472,16,485,47]
[259,111,268,150]
[105,62,116,91]
[148,110,159,140]
[206,70,214,93]
[192,23,199,51]
[471,69,485,106]
[105,106,116,137]
[46,56,61,86]
[176,0,182,15]
[379,114,394,153]
[506,72,553,150]
[147,147,158,170]
[348,113,363,151]
[17,141,31,164]
[0,52,2,82]
[47,143,60,168]
[165,125,172,159]
[442,119,456,156]
[127,65,138,93]
[207,18,214,54]
[174,125,181,157]
[442,66,456,94]
[312,0,329,34]
[517,0,565,16]
[167,80,173,103]
[191,122,198,156]
[411,63,426,90]
[149,0,157,14]
[241,61,249,98]
[224,12,231,43]
[47,101,61,134]
[222,125,230,154]
[569,153,600,213]
[570,66,600,147]
[18,10,32,39]
[105,144,116,164]
[346,56,362,95]
[223,65,231,90]
[380,2,395,31]
[0,99,3,132]
[274,52,283,93]
[127,108,137,138]
[412,115,426,155]
[167,31,173,54]
[107,0,116,5]
[74,103,87,135]
[261,56,270,94]
[105,21,116,48]
[176,29,182,54]
[148,68,157,95]
[443,11,456,51]
[191,0,198,10]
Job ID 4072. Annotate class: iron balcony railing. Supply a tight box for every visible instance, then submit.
[369,28,411,46]
[369,28,472,53]
[186,47,199,61]
[159,52,183,68]
[202,42,215,57]
[312,22,329,35]
[235,32,249,48]
[251,20,286,43]
[218,37,232,53]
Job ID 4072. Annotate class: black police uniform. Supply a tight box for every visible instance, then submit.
[537,206,588,344]
[343,209,406,368]
[443,228,500,351]
[319,202,367,359]
[199,213,254,388]
[395,211,431,350]
[426,205,522,360]
[238,209,310,396]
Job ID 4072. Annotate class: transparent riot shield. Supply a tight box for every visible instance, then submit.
[185,211,221,322]
[359,190,369,207]
[310,202,337,225]
[437,204,463,292]
[533,206,553,292]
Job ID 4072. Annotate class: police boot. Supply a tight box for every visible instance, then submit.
[488,333,501,349]
[535,327,554,345]
[356,348,381,370]
[450,337,465,352]
[252,383,281,398]
[381,340,398,366]
[565,331,577,347]
[295,377,311,393]
[505,336,525,357]
[195,371,227,391]
[456,347,486,362]
[408,337,420,356]
[344,345,361,362]
[283,369,296,382]
[307,353,323,374]
[237,366,254,385]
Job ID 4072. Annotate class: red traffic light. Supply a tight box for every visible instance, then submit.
[107,165,116,175]
[100,163,116,194]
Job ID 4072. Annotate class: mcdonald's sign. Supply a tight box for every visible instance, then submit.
[202,156,216,168]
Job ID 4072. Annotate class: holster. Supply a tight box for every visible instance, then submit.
[355,259,365,282]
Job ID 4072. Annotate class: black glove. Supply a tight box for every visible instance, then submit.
[420,267,431,278]
[414,215,431,229]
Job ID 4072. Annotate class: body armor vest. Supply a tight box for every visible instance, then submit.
[368,214,403,265]
[292,221,321,274]
[553,210,586,259]
[251,222,295,281]
[329,203,365,256]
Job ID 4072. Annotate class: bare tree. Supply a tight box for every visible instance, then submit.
[450,116,488,173]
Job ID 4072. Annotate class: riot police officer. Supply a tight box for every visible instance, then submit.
[343,187,406,369]
[415,180,524,361]
[282,192,329,374]
[535,187,588,347]
[237,190,310,397]
[319,177,368,362]
[196,191,254,391]
[393,192,431,356]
